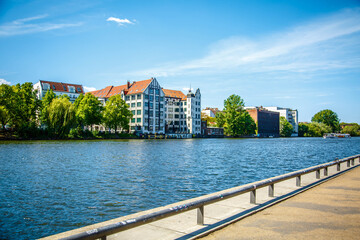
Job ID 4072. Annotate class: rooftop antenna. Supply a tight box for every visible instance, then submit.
[189,83,191,92]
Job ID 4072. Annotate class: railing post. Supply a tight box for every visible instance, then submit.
[250,189,256,204]
[316,169,320,179]
[324,167,328,176]
[197,206,204,225]
[337,163,341,171]
[296,175,301,187]
[351,159,354,166]
[347,160,350,167]
[268,184,274,197]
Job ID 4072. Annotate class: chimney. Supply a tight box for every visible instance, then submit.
[127,80,130,89]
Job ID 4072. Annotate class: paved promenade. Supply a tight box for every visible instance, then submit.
[198,166,360,240]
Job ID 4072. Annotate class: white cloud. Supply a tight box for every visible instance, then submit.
[84,86,96,92]
[0,79,11,85]
[0,15,83,37]
[106,17,135,26]
[130,8,360,78]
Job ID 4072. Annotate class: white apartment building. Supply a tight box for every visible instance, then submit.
[33,80,84,103]
[264,107,298,136]
[163,88,201,134]
[90,78,165,134]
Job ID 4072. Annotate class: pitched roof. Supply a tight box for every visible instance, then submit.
[40,80,84,94]
[88,79,153,98]
[127,79,152,94]
[163,89,187,100]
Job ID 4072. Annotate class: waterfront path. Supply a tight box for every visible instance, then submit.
[198,165,360,240]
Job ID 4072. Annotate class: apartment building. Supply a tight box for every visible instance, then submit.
[90,78,165,134]
[264,107,299,136]
[33,80,84,103]
[246,107,280,137]
[163,88,202,134]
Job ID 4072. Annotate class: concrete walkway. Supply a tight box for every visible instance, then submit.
[198,166,360,240]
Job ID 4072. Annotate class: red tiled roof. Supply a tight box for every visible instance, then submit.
[127,79,152,95]
[89,79,153,98]
[163,89,187,100]
[40,80,84,94]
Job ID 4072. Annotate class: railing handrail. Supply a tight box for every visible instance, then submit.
[57,154,360,240]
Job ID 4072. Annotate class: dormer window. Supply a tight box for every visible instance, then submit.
[77,87,82,93]
[52,85,56,90]
[69,86,75,93]
[42,83,50,90]
[63,86,67,91]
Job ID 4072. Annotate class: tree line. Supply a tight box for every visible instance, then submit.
[0,82,133,139]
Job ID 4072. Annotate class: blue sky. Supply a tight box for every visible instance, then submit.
[0,0,359,123]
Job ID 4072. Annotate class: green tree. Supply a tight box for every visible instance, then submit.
[298,122,309,137]
[312,109,340,132]
[305,122,332,137]
[75,93,103,130]
[215,112,225,127]
[47,96,75,138]
[341,124,359,136]
[280,116,293,137]
[8,83,40,132]
[0,84,14,129]
[40,89,56,127]
[102,95,132,132]
[217,94,256,136]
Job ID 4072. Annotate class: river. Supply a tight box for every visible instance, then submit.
[0,137,359,239]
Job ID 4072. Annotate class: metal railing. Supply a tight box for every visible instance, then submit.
[58,154,360,240]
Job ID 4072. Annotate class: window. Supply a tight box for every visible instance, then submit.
[137,94,141,99]
[155,89,159,95]
[63,86,67,91]
[137,102,141,107]
[131,118,135,123]
[131,103,135,107]
[131,95,135,100]
[149,111,153,116]
[175,114,179,119]
[52,85,56,90]
[131,126,135,130]
[168,114,173,118]
[155,96,159,101]
[149,95,154,101]
[145,102,148,107]
[132,110,135,115]
[160,104,163,108]
[175,108,179,112]
[168,108,173,112]
[145,110,149,115]
[184,108,187,112]
[145,94,149,100]
[156,111,159,116]
[125,96,130,101]
[77,87,82,93]
[137,118,141,123]
[175,121,179,125]
[68,86,75,93]
[137,110,141,115]
[160,97,164,101]
[150,102,153,109]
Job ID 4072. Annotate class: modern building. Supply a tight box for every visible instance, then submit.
[90,78,202,135]
[162,88,202,134]
[90,78,165,134]
[264,107,298,136]
[201,107,220,118]
[33,80,84,103]
[246,107,280,137]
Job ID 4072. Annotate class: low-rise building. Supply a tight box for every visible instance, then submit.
[264,107,298,136]
[246,107,280,137]
[201,107,219,118]
[33,80,84,103]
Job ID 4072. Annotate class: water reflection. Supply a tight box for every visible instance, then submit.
[0,138,359,239]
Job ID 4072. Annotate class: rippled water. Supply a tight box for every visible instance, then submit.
[0,137,359,239]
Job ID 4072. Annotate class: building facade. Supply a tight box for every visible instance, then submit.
[90,78,165,134]
[201,107,220,118]
[162,88,202,134]
[33,80,84,103]
[264,107,298,136]
[246,107,280,137]
[90,78,201,135]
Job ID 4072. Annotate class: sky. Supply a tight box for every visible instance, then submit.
[0,0,359,123]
